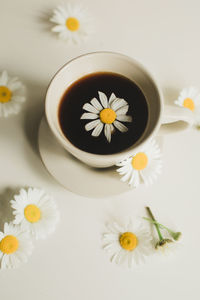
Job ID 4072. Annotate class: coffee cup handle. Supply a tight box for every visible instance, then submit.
[158,105,194,135]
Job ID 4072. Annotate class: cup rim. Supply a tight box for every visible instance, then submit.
[45,51,163,163]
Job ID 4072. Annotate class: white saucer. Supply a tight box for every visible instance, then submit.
[38,116,163,198]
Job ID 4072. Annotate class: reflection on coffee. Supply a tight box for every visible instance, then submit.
[58,72,149,155]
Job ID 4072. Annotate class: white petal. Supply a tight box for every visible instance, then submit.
[104,124,112,142]
[0,70,8,85]
[7,80,24,91]
[4,223,9,234]
[112,222,125,233]
[110,123,115,133]
[52,7,67,20]
[180,88,188,97]
[0,232,4,241]
[113,249,125,265]
[103,232,117,240]
[0,102,18,117]
[50,15,66,25]
[1,255,8,269]
[98,91,108,108]
[108,93,116,105]
[103,243,115,251]
[90,98,102,111]
[56,5,68,17]
[117,164,132,175]
[92,122,103,137]
[0,103,3,117]
[19,188,28,201]
[188,87,198,98]
[105,222,119,234]
[116,157,132,167]
[140,160,161,185]
[111,98,127,111]
[121,170,132,182]
[12,96,26,103]
[132,250,141,264]
[116,105,129,115]
[129,172,135,185]
[58,31,70,41]
[15,251,27,263]
[2,104,8,117]
[80,113,98,120]
[116,115,132,122]
[13,215,24,224]
[10,254,20,268]
[85,119,100,131]
[51,25,66,32]
[132,171,141,188]
[113,120,128,132]
[82,103,99,113]
[174,100,182,107]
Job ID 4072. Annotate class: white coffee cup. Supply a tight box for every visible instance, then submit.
[45,52,193,168]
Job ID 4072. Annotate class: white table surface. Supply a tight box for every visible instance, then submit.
[1,0,200,299]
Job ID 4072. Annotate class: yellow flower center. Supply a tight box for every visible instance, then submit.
[100,108,116,124]
[24,204,41,223]
[131,152,148,170]
[66,17,80,31]
[183,98,195,111]
[119,232,138,251]
[0,235,19,254]
[0,86,12,103]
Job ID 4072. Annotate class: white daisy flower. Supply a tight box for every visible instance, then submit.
[81,91,132,142]
[50,3,92,43]
[0,222,33,269]
[103,220,152,267]
[0,70,26,118]
[116,139,162,187]
[10,188,60,240]
[175,86,200,127]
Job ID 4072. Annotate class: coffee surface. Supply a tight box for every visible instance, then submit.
[58,72,148,155]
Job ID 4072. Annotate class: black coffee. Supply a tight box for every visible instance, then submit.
[58,72,148,155]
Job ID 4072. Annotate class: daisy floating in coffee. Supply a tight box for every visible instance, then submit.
[81,91,132,142]
[10,188,60,240]
[0,70,26,118]
[144,207,182,255]
[175,86,200,128]
[103,220,152,267]
[0,222,33,269]
[50,3,92,43]
[116,139,162,187]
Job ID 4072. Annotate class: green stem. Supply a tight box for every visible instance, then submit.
[143,217,174,233]
[146,207,163,241]
[143,217,181,241]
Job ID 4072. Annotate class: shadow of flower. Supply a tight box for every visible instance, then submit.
[162,86,180,106]
[22,80,46,157]
[0,187,22,231]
